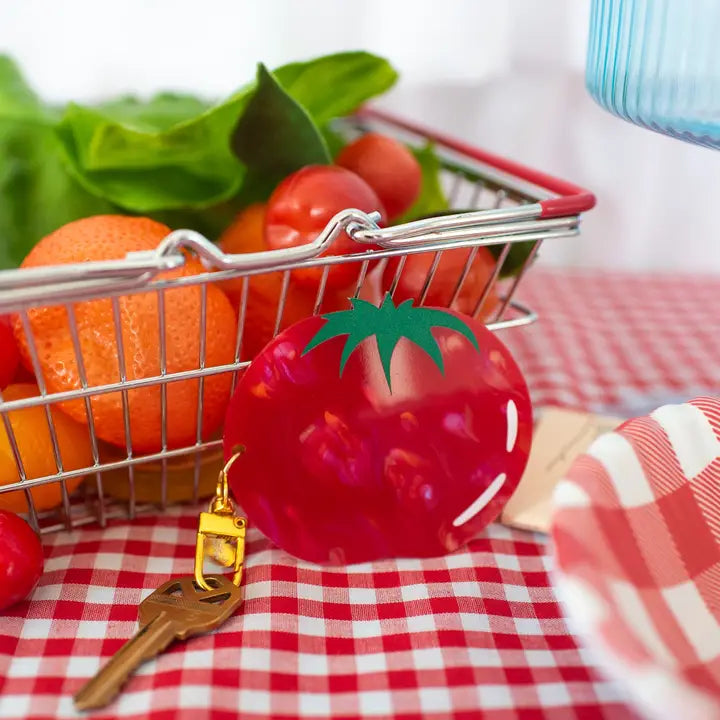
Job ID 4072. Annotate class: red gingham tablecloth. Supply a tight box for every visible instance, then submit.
[2,268,720,720]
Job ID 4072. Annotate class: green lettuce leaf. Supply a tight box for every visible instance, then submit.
[0,57,115,268]
[396,143,449,223]
[55,93,248,212]
[231,64,330,189]
[273,51,398,125]
[53,52,397,214]
[93,93,212,130]
[488,238,537,277]
[0,56,53,121]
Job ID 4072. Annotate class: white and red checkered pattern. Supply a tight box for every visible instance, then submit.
[552,396,720,720]
[1,268,719,720]
[505,268,720,413]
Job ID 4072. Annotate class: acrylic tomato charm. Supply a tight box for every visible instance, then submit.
[264,165,386,290]
[336,132,421,220]
[224,295,532,564]
[0,510,44,611]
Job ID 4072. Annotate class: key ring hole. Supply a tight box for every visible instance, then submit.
[192,576,221,591]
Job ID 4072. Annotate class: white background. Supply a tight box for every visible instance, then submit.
[1,0,719,272]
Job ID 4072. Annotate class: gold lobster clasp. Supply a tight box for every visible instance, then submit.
[194,449,247,591]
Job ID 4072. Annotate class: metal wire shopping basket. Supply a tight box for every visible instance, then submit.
[0,108,595,535]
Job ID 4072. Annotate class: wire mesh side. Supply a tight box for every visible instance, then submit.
[193,284,209,504]
[0,383,39,532]
[111,297,136,519]
[157,287,169,510]
[19,310,72,528]
[65,303,106,527]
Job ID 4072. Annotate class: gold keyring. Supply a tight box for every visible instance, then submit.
[194,448,247,590]
[210,447,245,514]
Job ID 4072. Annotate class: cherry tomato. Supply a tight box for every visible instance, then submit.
[0,316,20,389]
[336,132,421,220]
[383,246,500,320]
[224,295,532,564]
[264,165,386,290]
[218,203,383,360]
[0,510,43,611]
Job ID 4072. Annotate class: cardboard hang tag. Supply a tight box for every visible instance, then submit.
[500,407,623,534]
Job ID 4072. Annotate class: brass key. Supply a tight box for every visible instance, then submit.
[74,574,242,711]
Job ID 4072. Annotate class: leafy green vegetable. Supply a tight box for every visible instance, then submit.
[232,64,330,189]
[396,143,449,223]
[94,93,212,131]
[0,121,117,269]
[488,238,537,277]
[52,51,397,215]
[0,56,53,121]
[273,52,398,125]
[321,124,347,160]
[55,94,248,212]
[0,57,115,268]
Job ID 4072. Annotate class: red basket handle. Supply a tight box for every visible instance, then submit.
[358,108,596,219]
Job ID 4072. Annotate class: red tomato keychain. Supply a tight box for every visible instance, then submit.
[223,295,532,564]
[0,510,44,611]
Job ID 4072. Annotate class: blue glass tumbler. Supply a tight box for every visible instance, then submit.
[586,0,720,149]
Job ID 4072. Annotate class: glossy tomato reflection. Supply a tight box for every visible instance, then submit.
[224,298,532,564]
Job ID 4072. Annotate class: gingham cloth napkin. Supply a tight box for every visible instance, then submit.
[2,268,720,720]
[553,396,720,720]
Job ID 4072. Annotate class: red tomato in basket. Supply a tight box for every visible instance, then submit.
[265,165,386,290]
[218,203,383,360]
[336,133,421,220]
[0,316,20,389]
[383,246,501,320]
[223,295,532,564]
[0,510,43,611]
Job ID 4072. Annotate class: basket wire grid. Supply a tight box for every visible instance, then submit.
[0,112,591,535]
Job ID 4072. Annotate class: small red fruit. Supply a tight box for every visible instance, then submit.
[0,510,43,611]
[265,165,386,290]
[224,295,532,564]
[0,316,20,389]
[336,133,421,220]
[383,246,500,319]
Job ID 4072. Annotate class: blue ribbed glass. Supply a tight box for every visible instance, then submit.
[586,0,720,149]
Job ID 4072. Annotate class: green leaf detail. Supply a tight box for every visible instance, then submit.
[302,294,480,391]
[395,143,449,223]
[54,95,247,212]
[231,64,331,185]
[272,51,398,125]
